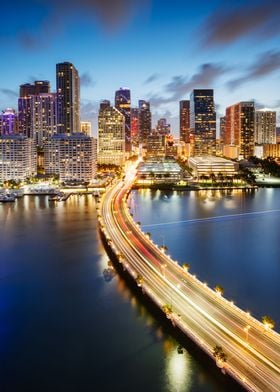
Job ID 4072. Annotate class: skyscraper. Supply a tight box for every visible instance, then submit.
[56,62,80,134]
[18,81,51,138]
[156,118,171,136]
[138,100,151,145]
[179,100,190,143]
[20,81,50,97]
[98,105,125,166]
[115,88,131,152]
[190,90,216,156]
[0,108,18,135]
[30,93,57,148]
[130,108,139,144]
[219,116,226,144]
[225,102,255,159]
[255,110,276,145]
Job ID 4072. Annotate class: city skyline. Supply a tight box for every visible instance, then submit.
[0,0,279,135]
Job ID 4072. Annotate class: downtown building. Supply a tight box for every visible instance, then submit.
[190,90,216,156]
[18,81,50,138]
[0,108,18,135]
[156,118,170,136]
[44,133,97,183]
[115,88,131,152]
[98,104,125,166]
[56,62,80,134]
[255,110,276,145]
[30,93,57,148]
[179,100,190,143]
[138,100,152,145]
[0,135,36,181]
[224,102,255,159]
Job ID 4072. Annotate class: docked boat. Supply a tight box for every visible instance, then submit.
[0,194,16,203]
[48,195,60,201]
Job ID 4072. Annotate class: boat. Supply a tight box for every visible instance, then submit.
[48,195,60,201]
[0,194,16,203]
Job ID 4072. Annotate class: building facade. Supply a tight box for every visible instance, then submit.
[179,100,190,143]
[190,90,216,156]
[0,135,36,181]
[80,121,92,136]
[0,108,18,135]
[225,102,255,159]
[115,88,131,152]
[98,106,125,166]
[18,81,51,138]
[56,62,80,134]
[44,133,97,182]
[138,100,152,145]
[30,93,57,147]
[255,110,276,145]
[156,118,170,136]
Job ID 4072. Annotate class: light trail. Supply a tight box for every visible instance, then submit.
[141,209,280,229]
[99,168,280,392]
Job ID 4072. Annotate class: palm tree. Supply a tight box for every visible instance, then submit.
[214,285,224,296]
[262,315,275,330]
[182,263,190,272]
[213,345,227,367]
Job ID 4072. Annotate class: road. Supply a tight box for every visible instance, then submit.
[99,168,280,392]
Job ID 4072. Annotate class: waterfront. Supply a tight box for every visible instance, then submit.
[0,195,234,392]
[1,190,279,391]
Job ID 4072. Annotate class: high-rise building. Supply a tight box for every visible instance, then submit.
[179,100,190,143]
[30,93,57,148]
[219,116,226,144]
[0,108,18,135]
[130,108,139,144]
[18,81,51,138]
[115,88,131,152]
[190,89,216,156]
[146,134,165,157]
[80,121,92,136]
[0,135,36,181]
[19,81,50,97]
[156,118,171,136]
[56,62,80,134]
[255,110,276,145]
[98,105,125,166]
[99,100,111,111]
[138,100,151,145]
[44,133,97,183]
[225,102,255,159]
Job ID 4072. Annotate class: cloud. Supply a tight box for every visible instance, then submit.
[80,100,99,120]
[201,0,280,48]
[149,63,227,107]
[0,89,18,99]
[144,73,160,84]
[1,0,150,49]
[227,50,280,90]
[80,72,95,87]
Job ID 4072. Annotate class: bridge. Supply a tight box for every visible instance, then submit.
[98,165,280,392]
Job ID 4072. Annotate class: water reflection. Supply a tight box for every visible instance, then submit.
[165,344,192,392]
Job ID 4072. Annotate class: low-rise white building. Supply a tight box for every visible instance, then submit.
[188,156,238,177]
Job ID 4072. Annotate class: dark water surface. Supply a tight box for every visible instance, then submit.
[1,194,231,392]
[130,188,280,329]
[1,189,279,391]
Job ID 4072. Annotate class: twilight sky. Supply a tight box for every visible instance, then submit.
[0,0,279,136]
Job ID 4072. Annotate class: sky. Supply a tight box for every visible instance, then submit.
[0,0,280,136]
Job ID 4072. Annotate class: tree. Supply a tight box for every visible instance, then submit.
[213,345,227,367]
[214,285,224,296]
[262,315,275,330]
[182,263,190,271]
